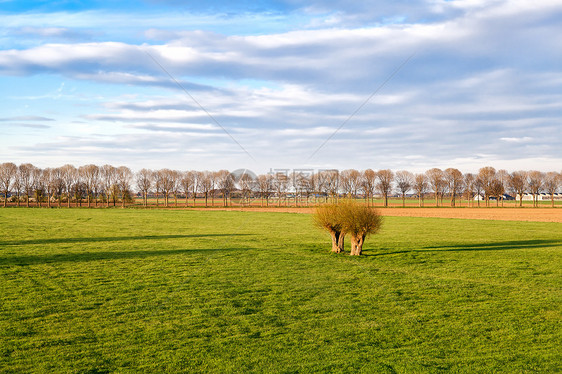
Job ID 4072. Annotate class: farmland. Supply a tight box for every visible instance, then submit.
[1,209,561,372]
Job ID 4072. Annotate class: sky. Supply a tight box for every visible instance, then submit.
[1,0,561,174]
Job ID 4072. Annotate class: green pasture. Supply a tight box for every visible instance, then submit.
[135,196,562,208]
[0,209,561,373]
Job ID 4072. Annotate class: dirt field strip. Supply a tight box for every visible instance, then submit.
[377,207,562,223]
[192,207,562,223]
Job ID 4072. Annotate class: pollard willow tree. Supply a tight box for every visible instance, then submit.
[340,200,383,256]
[314,203,346,254]
[314,200,382,256]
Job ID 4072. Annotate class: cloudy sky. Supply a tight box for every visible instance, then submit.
[1,0,561,173]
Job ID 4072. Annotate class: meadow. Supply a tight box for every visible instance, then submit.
[0,209,561,373]
[135,196,562,208]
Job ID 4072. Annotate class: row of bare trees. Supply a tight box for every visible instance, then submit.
[0,163,133,208]
[1,163,561,208]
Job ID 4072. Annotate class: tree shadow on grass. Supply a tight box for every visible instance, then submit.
[0,234,252,247]
[364,239,562,257]
[0,246,254,266]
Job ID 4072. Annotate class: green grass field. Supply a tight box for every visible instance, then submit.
[1,209,561,373]
[137,196,562,208]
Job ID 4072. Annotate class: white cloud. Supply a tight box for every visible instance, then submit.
[500,137,533,143]
[0,115,55,121]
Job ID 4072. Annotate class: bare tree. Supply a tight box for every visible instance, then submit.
[92,173,102,207]
[60,164,76,207]
[100,164,117,207]
[292,171,312,206]
[490,180,505,207]
[180,171,195,207]
[413,173,428,207]
[13,169,22,207]
[376,169,394,207]
[208,171,217,207]
[18,163,37,207]
[426,168,445,207]
[157,169,179,207]
[324,170,339,204]
[79,164,100,208]
[42,168,56,208]
[338,170,351,198]
[289,171,300,207]
[51,167,65,207]
[116,166,133,207]
[72,176,85,207]
[508,171,527,207]
[0,162,17,207]
[361,169,377,207]
[215,170,233,207]
[273,172,290,207]
[153,169,163,207]
[463,173,475,207]
[445,168,463,207]
[158,169,174,207]
[527,170,544,208]
[32,167,44,207]
[496,169,509,207]
[474,176,483,207]
[339,169,361,198]
[311,171,326,204]
[199,171,214,207]
[395,170,413,208]
[543,172,560,208]
[303,172,315,206]
[311,171,324,203]
[136,169,153,207]
[238,172,255,206]
[192,171,201,207]
[171,170,181,207]
[257,174,273,207]
[478,166,496,207]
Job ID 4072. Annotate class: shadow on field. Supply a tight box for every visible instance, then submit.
[365,239,562,256]
[0,234,252,247]
[423,239,562,251]
[0,246,253,266]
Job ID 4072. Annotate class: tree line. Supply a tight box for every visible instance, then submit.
[0,162,561,208]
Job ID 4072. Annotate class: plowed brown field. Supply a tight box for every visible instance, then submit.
[195,207,562,223]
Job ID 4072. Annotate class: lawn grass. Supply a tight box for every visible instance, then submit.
[0,209,561,373]
[131,196,562,208]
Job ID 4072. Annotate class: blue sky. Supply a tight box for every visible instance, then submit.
[1,0,561,173]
